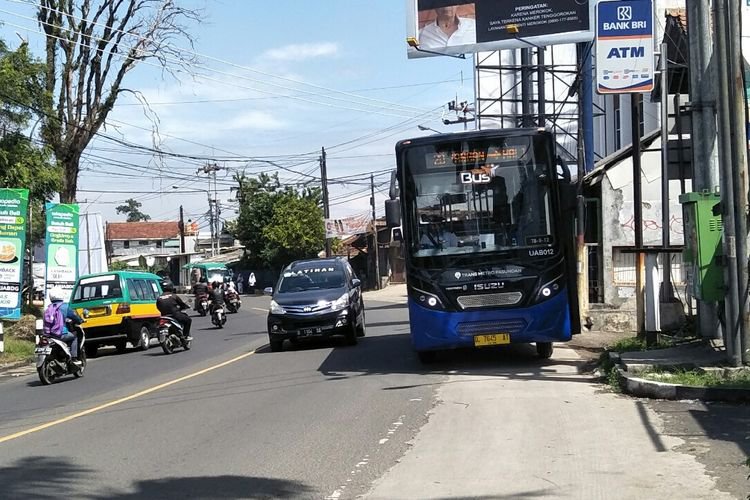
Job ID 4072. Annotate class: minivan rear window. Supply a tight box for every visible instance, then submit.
[72,274,122,303]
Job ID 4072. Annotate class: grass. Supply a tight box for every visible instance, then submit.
[597,336,677,392]
[638,367,750,389]
[0,335,35,365]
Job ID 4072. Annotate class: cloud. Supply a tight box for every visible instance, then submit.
[262,42,340,62]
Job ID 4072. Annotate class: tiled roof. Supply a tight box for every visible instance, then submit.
[106,221,180,241]
[665,8,687,34]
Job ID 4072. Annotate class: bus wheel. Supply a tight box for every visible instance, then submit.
[536,342,553,359]
[417,350,437,364]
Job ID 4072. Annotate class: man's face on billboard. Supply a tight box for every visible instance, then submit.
[435,6,458,18]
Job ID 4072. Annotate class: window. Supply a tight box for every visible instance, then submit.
[156,241,163,248]
[127,279,141,300]
[135,279,155,300]
[123,241,130,249]
[139,240,149,246]
[72,274,123,303]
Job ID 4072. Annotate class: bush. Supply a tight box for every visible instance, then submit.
[5,315,39,342]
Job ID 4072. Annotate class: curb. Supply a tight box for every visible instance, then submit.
[616,368,750,402]
[0,359,34,376]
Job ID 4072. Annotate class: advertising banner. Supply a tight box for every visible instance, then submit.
[595,0,655,94]
[407,0,594,59]
[325,214,372,238]
[44,203,79,303]
[0,189,29,320]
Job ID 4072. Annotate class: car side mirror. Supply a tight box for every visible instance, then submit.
[352,278,361,288]
[263,287,273,296]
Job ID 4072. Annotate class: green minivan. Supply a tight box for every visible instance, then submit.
[70,271,164,356]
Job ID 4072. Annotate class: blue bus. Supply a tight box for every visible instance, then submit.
[385,128,580,362]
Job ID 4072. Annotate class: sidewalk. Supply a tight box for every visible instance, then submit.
[363,283,407,304]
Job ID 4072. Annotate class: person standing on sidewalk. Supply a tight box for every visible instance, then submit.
[247,272,256,295]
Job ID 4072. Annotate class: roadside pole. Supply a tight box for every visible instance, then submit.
[320,147,331,258]
[714,0,742,366]
[576,42,589,328]
[371,174,380,290]
[659,42,672,302]
[631,94,646,340]
[687,0,722,341]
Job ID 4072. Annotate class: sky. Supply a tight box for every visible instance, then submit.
[0,0,476,233]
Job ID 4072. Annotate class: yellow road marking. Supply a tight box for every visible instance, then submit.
[0,349,256,445]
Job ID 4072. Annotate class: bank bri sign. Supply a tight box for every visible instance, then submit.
[595,0,654,94]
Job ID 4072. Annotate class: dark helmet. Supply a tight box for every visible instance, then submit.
[212,281,220,289]
[162,282,175,293]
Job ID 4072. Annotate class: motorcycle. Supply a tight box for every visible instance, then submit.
[35,320,87,385]
[194,293,209,317]
[225,290,242,313]
[211,303,227,328]
[158,316,191,354]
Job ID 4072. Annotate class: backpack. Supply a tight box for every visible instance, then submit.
[43,302,65,337]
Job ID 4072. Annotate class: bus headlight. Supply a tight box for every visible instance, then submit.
[410,286,445,310]
[534,275,565,303]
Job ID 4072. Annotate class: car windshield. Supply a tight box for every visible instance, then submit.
[72,274,122,303]
[277,265,345,293]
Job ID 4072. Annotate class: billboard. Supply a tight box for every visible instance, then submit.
[325,214,372,238]
[595,0,655,94]
[0,189,29,320]
[44,203,79,304]
[406,0,595,58]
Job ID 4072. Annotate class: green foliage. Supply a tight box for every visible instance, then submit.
[0,39,61,240]
[231,172,324,271]
[0,333,35,364]
[116,198,151,222]
[638,368,750,389]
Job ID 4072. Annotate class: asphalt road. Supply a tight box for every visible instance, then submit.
[0,296,444,499]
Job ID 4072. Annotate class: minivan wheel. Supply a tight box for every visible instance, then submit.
[138,326,151,351]
[269,339,284,352]
[115,341,127,354]
[356,310,366,337]
[345,323,358,346]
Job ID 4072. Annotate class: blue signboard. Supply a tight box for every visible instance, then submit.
[596,0,655,94]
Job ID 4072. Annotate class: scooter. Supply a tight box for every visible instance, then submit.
[158,316,191,354]
[35,320,87,385]
[225,290,241,313]
[195,293,209,317]
[211,304,227,329]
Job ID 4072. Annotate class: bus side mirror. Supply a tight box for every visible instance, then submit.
[385,199,401,228]
[392,227,403,242]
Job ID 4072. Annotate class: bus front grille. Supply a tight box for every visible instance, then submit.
[457,319,528,336]
[456,292,523,309]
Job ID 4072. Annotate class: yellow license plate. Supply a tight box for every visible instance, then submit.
[473,333,511,347]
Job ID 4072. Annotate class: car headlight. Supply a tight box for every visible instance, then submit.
[331,292,349,311]
[269,300,286,315]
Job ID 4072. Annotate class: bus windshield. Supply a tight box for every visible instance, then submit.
[402,135,555,258]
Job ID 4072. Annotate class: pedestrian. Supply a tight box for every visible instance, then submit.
[247,272,256,295]
[237,272,244,294]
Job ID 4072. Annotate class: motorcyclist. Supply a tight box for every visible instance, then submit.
[156,283,193,341]
[209,280,225,314]
[44,287,84,366]
[192,276,209,297]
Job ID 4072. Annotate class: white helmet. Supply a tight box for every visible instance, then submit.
[48,286,66,302]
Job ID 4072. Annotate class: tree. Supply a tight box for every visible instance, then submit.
[37,0,200,203]
[229,172,324,271]
[116,198,150,222]
[0,40,61,245]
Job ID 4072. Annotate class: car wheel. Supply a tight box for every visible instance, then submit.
[345,323,358,346]
[536,342,553,359]
[84,344,98,358]
[356,310,366,337]
[269,338,284,352]
[138,325,151,351]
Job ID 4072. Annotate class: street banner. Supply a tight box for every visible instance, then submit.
[596,0,655,94]
[407,0,594,59]
[44,203,79,303]
[0,189,29,320]
[325,214,372,238]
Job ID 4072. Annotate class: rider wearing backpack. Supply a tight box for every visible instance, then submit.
[44,287,84,365]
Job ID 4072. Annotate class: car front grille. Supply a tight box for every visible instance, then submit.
[456,292,523,309]
[284,303,331,314]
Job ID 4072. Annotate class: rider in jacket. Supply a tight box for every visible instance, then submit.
[209,281,225,314]
[156,283,193,341]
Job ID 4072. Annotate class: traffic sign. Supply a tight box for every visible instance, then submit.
[596,0,655,94]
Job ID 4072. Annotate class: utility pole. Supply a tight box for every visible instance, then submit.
[320,147,331,257]
[659,42,673,302]
[179,205,186,254]
[370,174,380,290]
[575,42,589,331]
[198,163,223,257]
[726,0,749,364]
[688,0,722,341]
[631,94,646,340]
[714,0,742,366]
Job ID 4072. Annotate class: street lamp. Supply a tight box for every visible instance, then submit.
[418,125,441,134]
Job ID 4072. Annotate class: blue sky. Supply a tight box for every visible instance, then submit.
[0,0,475,231]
